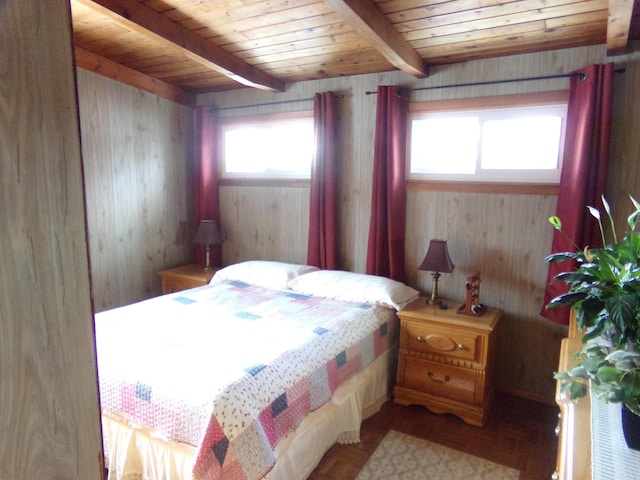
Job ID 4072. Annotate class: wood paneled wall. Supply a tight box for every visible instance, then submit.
[198,44,640,401]
[77,69,196,312]
[0,0,103,477]
[219,186,311,264]
[608,50,640,235]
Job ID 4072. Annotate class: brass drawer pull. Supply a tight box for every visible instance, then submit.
[428,372,450,383]
[416,336,424,342]
[457,344,465,349]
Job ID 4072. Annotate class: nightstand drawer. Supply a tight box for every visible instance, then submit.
[403,321,480,362]
[158,264,217,294]
[403,356,477,404]
[162,277,202,294]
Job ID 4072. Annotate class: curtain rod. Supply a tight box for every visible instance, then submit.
[210,94,344,113]
[365,68,626,95]
[364,72,586,96]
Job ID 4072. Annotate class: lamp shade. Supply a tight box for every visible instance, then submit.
[419,239,454,273]
[193,220,222,245]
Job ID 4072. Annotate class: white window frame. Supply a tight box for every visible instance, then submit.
[219,111,314,180]
[408,91,569,184]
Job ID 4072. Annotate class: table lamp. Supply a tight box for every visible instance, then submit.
[194,220,222,271]
[419,239,455,305]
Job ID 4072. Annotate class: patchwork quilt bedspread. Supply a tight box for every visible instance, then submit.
[95,280,397,480]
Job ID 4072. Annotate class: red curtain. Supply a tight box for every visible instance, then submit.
[541,63,614,324]
[307,92,339,269]
[195,106,221,267]
[365,86,409,282]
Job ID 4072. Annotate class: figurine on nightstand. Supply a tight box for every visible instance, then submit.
[457,271,487,316]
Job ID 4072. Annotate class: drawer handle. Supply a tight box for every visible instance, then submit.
[416,336,424,342]
[551,469,559,480]
[427,372,450,383]
[457,344,465,350]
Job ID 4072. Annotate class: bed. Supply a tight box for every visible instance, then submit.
[95,261,419,480]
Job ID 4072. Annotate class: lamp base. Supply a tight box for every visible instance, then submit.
[427,271,442,305]
[203,244,212,271]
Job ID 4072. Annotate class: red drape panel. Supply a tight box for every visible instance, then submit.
[195,106,222,267]
[365,86,409,282]
[307,91,339,269]
[541,63,614,324]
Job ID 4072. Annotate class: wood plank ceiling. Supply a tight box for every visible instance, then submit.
[70,0,640,105]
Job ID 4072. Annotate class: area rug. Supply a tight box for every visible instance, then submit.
[355,430,520,480]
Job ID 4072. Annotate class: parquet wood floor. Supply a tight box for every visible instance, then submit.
[307,393,559,480]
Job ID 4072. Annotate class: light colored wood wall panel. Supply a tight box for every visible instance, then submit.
[219,186,311,264]
[0,0,103,477]
[199,44,623,400]
[77,69,196,312]
[608,46,640,235]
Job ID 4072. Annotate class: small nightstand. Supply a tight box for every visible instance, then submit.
[393,298,502,427]
[158,264,218,294]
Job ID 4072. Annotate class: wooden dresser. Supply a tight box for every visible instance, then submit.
[393,298,502,427]
[158,264,218,294]
[553,314,591,480]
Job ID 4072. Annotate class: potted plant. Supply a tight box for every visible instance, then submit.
[545,195,640,449]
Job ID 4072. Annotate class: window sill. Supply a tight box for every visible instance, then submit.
[406,180,559,196]
[220,178,310,188]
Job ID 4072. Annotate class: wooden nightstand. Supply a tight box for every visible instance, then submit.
[393,298,502,427]
[158,264,218,294]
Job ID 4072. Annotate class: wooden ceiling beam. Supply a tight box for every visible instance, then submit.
[606,0,636,55]
[74,47,196,107]
[323,0,428,78]
[74,0,285,92]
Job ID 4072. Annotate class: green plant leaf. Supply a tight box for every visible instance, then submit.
[607,350,640,362]
[553,371,571,380]
[615,359,639,371]
[579,356,607,374]
[596,366,624,383]
[547,292,587,308]
[555,271,596,282]
[606,294,640,344]
[621,371,640,398]
[568,381,588,399]
[549,216,562,230]
[630,196,640,232]
[625,397,640,416]
[545,251,580,263]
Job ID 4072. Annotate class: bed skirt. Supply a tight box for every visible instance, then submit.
[103,347,395,480]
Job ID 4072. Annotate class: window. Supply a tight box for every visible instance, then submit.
[409,92,568,184]
[220,112,314,179]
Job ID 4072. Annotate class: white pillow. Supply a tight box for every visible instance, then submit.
[286,270,419,311]
[210,261,319,290]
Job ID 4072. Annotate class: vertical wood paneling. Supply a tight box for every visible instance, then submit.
[608,48,640,235]
[199,44,623,400]
[77,69,195,312]
[0,0,103,477]
[219,186,311,264]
